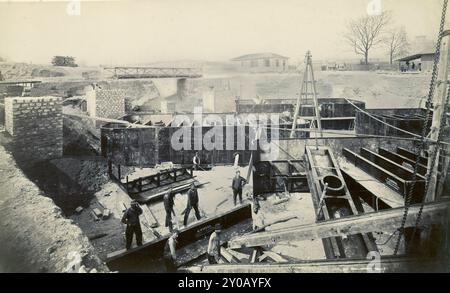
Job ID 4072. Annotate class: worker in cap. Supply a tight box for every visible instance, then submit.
[163,229,179,272]
[231,170,247,206]
[121,200,143,250]
[192,152,201,171]
[163,188,176,232]
[207,224,222,264]
[183,182,201,226]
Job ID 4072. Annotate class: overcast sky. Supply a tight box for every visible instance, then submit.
[0,0,443,65]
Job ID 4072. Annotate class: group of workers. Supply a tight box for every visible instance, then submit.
[163,182,202,233]
[161,222,223,272]
[121,166,247,272]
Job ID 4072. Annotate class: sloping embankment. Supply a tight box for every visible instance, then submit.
[0,144,108,273]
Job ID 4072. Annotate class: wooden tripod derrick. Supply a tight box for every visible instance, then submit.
[290,51,322,138]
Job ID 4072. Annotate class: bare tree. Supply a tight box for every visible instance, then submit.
[384,27,409,65]
[344,12,391,65]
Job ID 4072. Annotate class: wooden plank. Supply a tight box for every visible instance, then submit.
[427,31,450,201]
[228,200,450,249]
[220,247,239,263]
[262,251,288,263]
[135,180,208,204]
[226,248,250,262]
[175,220,251,266]
[106,204,252,270]
[258,253,269,262]
[250,249,258,263]
[182,256,448,273]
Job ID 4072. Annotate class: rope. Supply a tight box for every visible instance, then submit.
[267,125,450,146]
[344,98,448,145]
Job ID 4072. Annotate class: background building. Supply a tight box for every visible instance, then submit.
[396,52,435,72]
[231,53,289,73]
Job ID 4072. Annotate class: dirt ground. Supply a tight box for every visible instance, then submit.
[0,144,108,273]
[0,64,426,272]
[54,164,254,267]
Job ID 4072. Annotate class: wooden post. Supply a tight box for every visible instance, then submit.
[425,30,450,202]
[436,143,449,198]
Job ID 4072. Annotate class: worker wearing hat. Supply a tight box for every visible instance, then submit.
[207,224,222,264]
[163,188,176,232]
[231,170,247,206]
[192,152,201,171]
[121,200,143,250]
[163,229,179,272]
[183,182,201,226]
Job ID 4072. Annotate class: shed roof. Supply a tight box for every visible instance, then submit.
[231,53,289,61]
[396,52,435,62]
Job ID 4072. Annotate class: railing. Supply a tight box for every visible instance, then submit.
[104,67,202,79]
[123,167,194,195]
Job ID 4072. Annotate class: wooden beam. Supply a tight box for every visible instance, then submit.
[397,147,428,166]
[378,147,428,176]
[220,247,239,263]
[106,204,252,271]
[228,200,450,249]
[182,256,448,273]
[429,30,450,201]
[360,148,426,181]
[343,148,419,197]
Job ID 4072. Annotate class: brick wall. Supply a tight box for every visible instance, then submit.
[94,89,125,119]
[4,96,63,161]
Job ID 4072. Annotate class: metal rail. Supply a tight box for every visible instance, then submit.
[104,67,202,79]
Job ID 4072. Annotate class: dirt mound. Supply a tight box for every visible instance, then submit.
[0,145,108,272]
[31,68,65,78]
[0,62,102,81]
[0,63,65,79]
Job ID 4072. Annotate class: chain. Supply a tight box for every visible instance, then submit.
[393,0,448,255]
[409,81,450,251]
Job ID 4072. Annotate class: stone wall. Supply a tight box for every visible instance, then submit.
[95,89,125,119]
[4,96,63,161]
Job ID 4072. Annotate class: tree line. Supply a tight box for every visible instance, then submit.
[344,11,410,65]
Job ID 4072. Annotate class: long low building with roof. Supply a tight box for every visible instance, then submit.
[231,52,289,73]
[396,51,435,72]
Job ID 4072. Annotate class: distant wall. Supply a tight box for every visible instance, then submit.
[101,125,259,166]
[4,96,63,161]
[355,108,428,137]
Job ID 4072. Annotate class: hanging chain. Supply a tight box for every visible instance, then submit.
[393,0,448,255]
[409,80,450,251]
